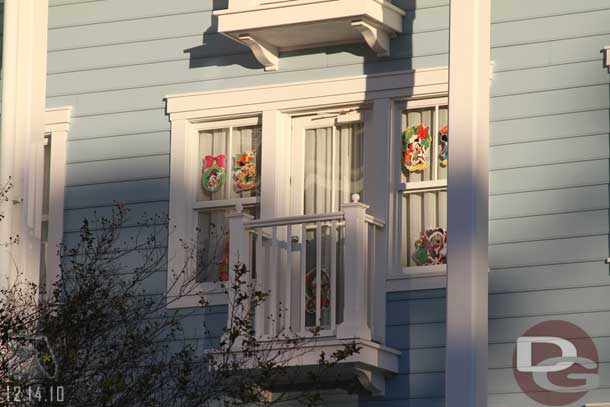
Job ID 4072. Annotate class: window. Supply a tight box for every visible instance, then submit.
[400,103,448,271]
[166,67,450,306]
[194,118,262,283]
[41,107,70,292]
[39,135,52,289]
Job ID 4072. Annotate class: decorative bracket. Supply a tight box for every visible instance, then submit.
[351,20,391,58]
[354,367,386,397]
[238,34,279,71]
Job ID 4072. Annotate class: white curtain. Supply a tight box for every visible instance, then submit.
[303,123,364,214]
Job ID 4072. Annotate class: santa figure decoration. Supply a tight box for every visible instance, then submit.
[412,227,447,266]
[402,124,431,172]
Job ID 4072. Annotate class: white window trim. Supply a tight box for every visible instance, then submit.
[43,106,71,291]
[166,67,449,308]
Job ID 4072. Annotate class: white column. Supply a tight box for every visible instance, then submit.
[446,0,490,406]
[226,204,254,327]
[0,0,50,288]
[337,194,371,340]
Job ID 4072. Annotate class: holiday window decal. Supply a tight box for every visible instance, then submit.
[439,125,449,167]
[305,267,331,316]
[234,150,257,192]
[413,227,447,266]
[202,154,226,193]
[402,124,431,172]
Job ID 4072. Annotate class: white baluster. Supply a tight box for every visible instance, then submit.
[315,222,322,327]
[255,229,265,336]
[285,224,292,334]
[337,194,372,340]
[270,226,278,337]
[300,223,307,334]
[330,220,337,331]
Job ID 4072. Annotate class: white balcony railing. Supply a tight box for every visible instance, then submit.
[226,195,401,395]
[227,195,384,341]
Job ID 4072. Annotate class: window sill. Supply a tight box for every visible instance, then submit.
[386,265,447,292]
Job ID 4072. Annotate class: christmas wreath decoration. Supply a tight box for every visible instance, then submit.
[202,155,226,193]
[305,267,331,316]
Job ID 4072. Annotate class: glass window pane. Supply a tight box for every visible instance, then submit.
[43,138,51,216]
[304,123,364,214]
[229,125,262,199]
[196,206,258,283]
[401,106,449,183]
[401,190,448,267]
[198,125,262,202]
[198,128,229,201]
[402,108,433,183]
[438,106,448,180]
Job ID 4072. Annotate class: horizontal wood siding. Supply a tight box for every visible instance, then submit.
[487,1,610,406]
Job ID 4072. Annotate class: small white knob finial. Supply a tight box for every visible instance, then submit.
[351,194,361,203]
[235,202,244,213]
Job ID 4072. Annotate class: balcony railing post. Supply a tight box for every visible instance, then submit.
[337,194,372,340]
[226,203,254,330]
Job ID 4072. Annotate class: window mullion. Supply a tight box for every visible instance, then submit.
[226,126,233,199]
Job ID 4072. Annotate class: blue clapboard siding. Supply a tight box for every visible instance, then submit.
[486,1,610,406]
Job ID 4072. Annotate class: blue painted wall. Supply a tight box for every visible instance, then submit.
[45,0,610,406]
[487,1,610,405]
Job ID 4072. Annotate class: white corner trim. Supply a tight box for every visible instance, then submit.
[44,106,72,292]
[603,47,610,72]
[0,0,50,288]
[445,0,491,407]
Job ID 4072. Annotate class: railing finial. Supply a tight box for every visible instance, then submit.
[351,193,361,203]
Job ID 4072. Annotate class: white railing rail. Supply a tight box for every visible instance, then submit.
[227,195,385,341]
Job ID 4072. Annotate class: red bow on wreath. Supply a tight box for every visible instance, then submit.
[203,154,226,168]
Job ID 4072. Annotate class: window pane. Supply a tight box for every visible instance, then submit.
[401,190,447,267]
[198,128,229,201]
[42,138,51,216]
[304,123,364,214]
[196,206,258,283]
[402,109,433,183]
[198,126,262,202]
[438,106,448,180]
[402,106,448,183]
[229,125,262,199]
